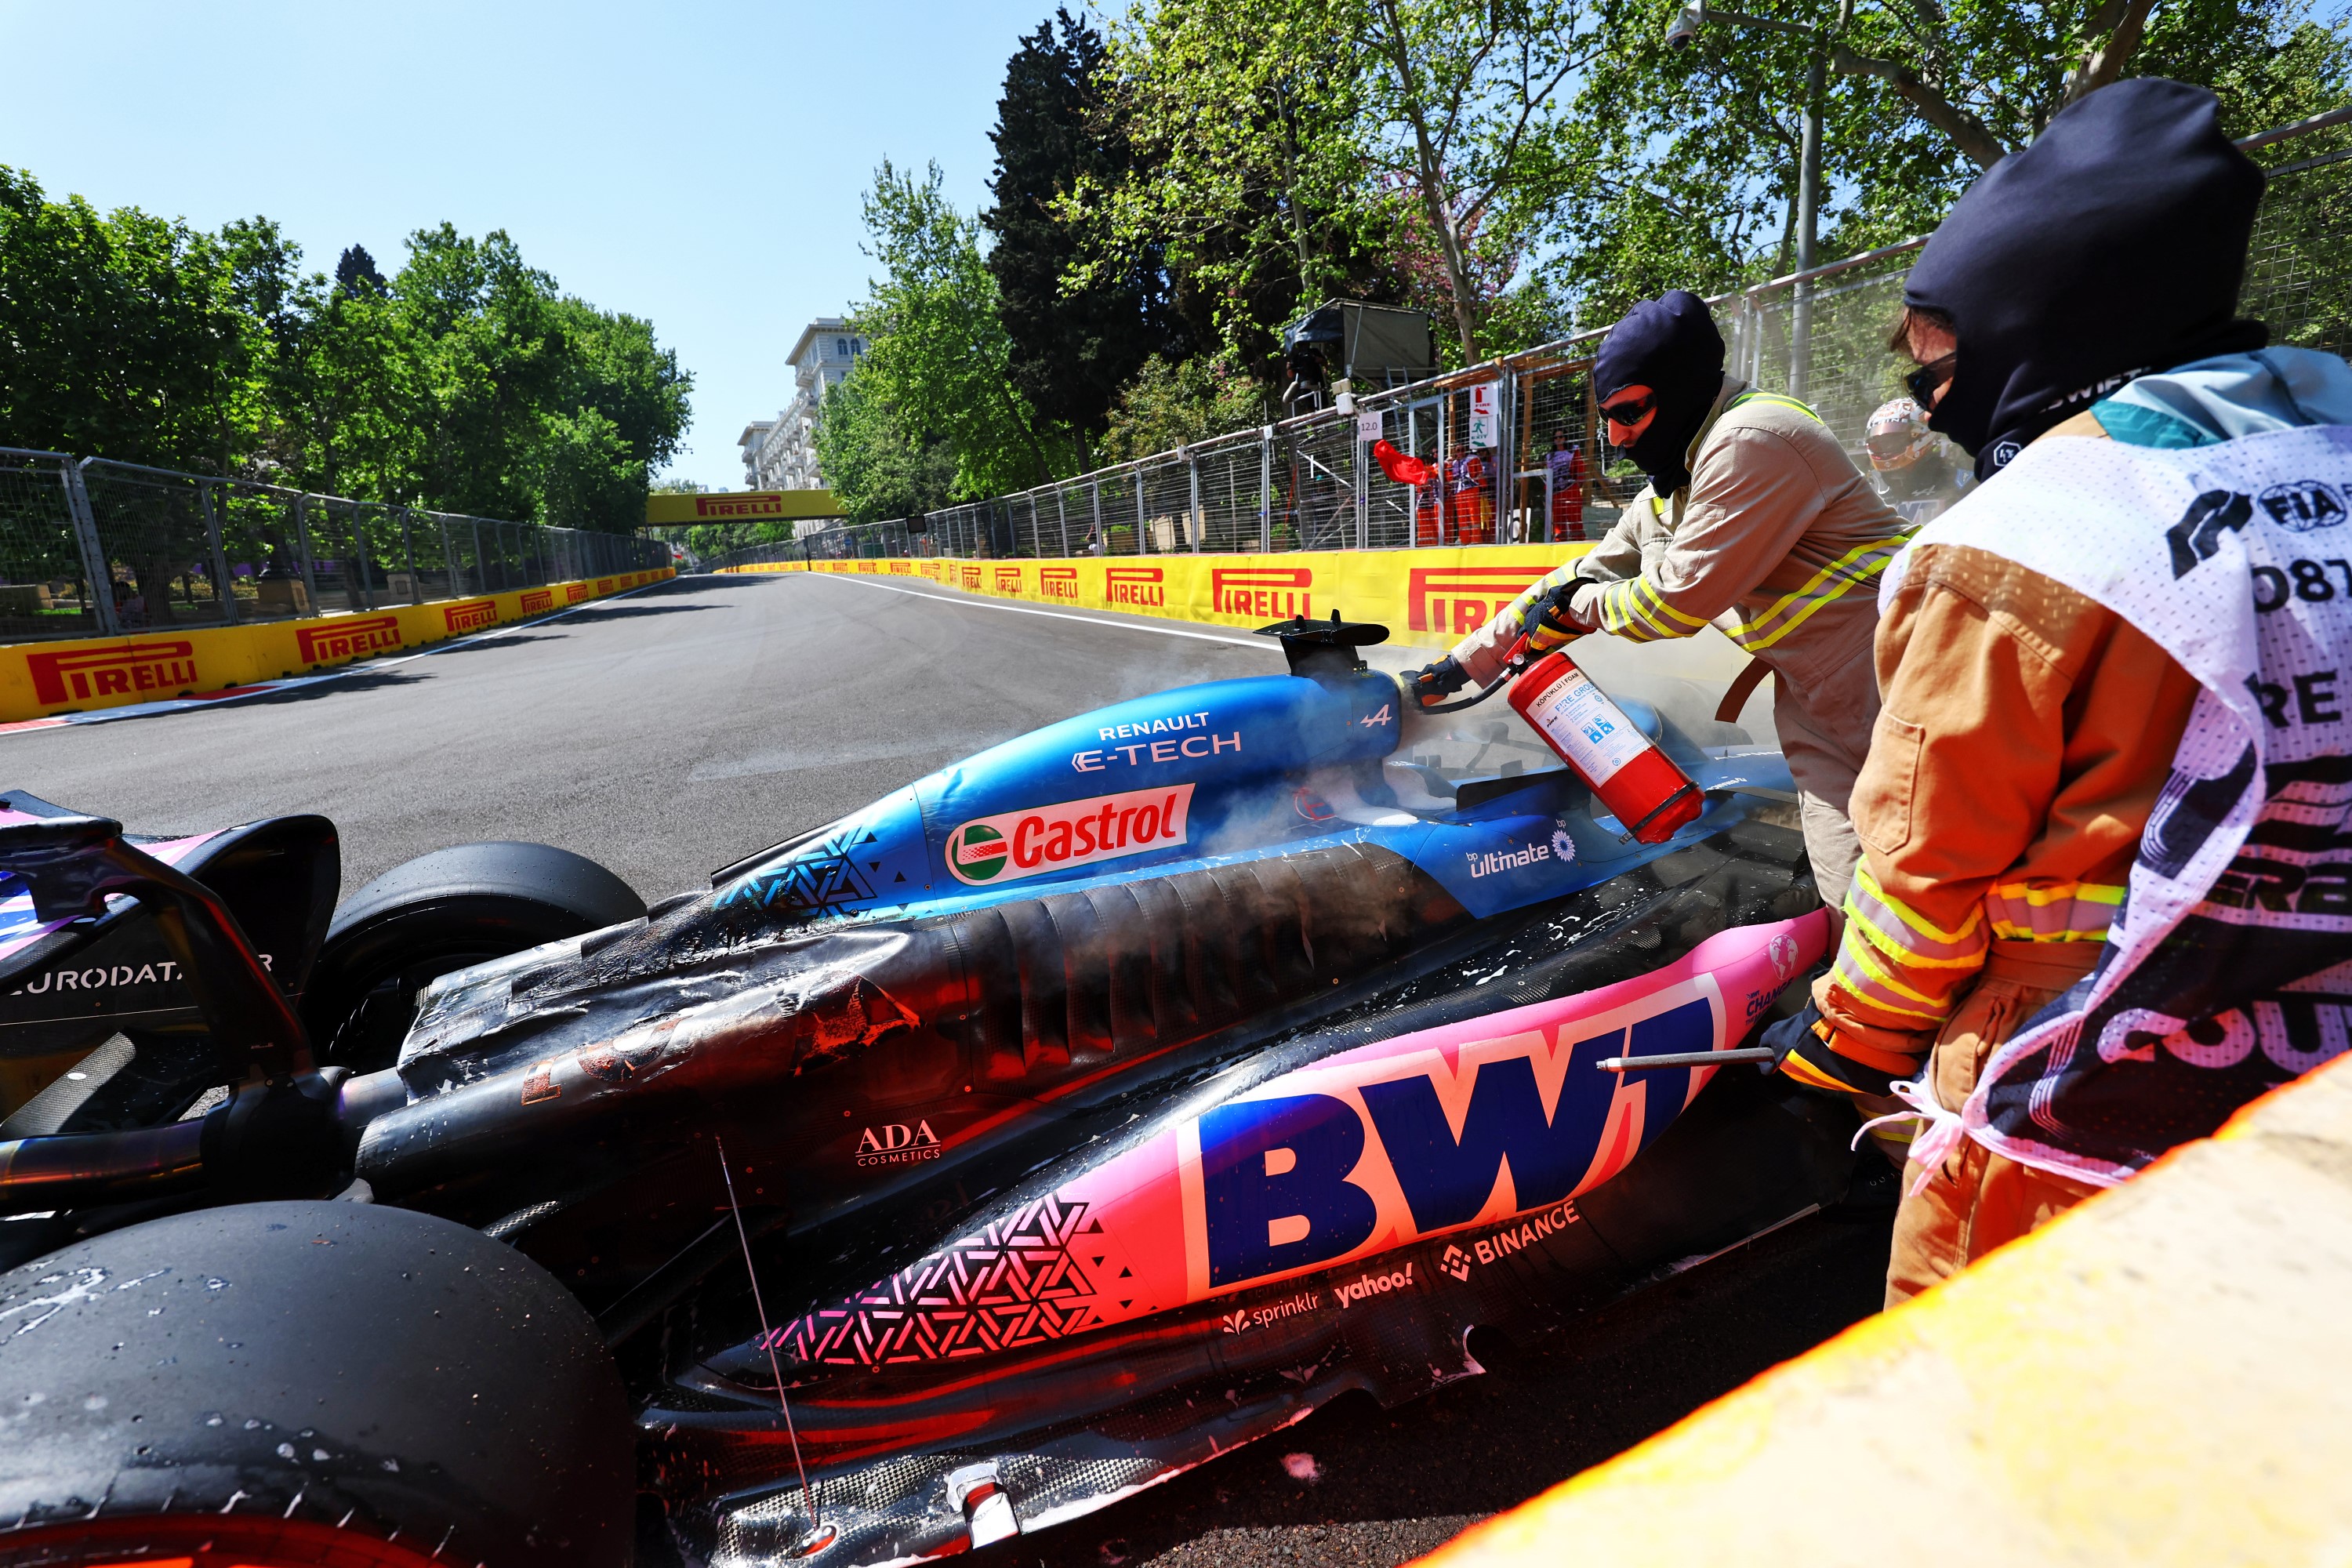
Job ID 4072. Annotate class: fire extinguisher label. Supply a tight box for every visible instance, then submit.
[1521,665,1648,785]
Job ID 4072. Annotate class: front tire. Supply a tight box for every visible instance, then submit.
[0,1200,632,1567]
[303,841,644,1073]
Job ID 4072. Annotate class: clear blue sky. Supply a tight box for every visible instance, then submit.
[0,0,1062,490]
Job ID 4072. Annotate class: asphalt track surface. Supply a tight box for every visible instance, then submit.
[0,572,1893,1566]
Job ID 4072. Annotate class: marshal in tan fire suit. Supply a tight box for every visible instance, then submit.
[1446,377,1913,904]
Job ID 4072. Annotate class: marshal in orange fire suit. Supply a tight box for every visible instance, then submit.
[1443,378,1911,905]
[1780,413,2203,1300]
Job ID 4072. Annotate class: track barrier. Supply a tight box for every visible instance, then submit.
[722,548,1599,653]
[0,568,674,724]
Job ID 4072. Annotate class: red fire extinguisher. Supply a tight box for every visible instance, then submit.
[1508,649,1702,844]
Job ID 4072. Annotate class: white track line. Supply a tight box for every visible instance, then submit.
[786,571,1273,649]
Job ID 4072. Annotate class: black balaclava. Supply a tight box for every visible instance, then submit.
[1904,78,2267,481]
[1594,290,1726,492]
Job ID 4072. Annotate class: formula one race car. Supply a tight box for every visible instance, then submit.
[0,616,1864,1568]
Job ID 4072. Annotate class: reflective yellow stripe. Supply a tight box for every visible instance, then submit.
[1831,932,1953,1018]
[1730,389,1826,424]
[1601,579,1679,641]
[1639,576,1711,630]
[1849,865,1983,949]
[1984,879,2125,942]
[1730,535,1914,652]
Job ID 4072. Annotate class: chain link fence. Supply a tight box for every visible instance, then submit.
[706,106,2352,575]
[0,451,669,643]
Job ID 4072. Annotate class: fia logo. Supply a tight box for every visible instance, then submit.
[1440,1244,1473,1282]
[2259,479,2348,533]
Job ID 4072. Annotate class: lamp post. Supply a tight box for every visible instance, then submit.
[1666,0,1835,398]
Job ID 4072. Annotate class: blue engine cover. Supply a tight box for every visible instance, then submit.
[713,670,1787,927]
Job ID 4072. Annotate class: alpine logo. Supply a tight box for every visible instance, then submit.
[855,1120,943,1167]
[442,598,499,633]
[26,639,199,706]
[1105,566,1164,607]
[946,783,1196,886]
[1212,566,1311,620]
[1406,565,1552,636]
[296,614,403,663]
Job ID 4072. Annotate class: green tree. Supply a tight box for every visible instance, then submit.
[813,376,960,523]
[850,160,1068,495]
[0,167,264,472]
[1080,0,1400,379]
[985,9,1186,461]
[1097,353,1267,462]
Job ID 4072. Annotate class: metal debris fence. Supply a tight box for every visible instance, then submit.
[707,105,2352,574]
[0,452,670,644]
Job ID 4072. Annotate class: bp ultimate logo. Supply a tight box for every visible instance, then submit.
[946,783,1196,886]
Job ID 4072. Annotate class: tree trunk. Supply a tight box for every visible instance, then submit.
[1370,0,1483,363]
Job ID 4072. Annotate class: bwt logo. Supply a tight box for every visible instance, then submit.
[1040,566,1080,601]
[519,590,554,614]
[1213,567,1311,620]
[27,640,199,706]
[994,566,1023,593]
[564,583,590,603]
[1105,566,1164,607]
[295,614,402,664]
[442,599,498,633]
[1196,993,1715,1289]
[1406,566,1552,636]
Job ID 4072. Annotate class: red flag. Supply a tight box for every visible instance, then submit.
[1372,439,1435,487]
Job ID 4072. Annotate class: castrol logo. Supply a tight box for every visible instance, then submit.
[946,783,1196,886]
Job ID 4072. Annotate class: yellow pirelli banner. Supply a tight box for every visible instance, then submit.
[724,548,1601,652]
[0,569,675,724]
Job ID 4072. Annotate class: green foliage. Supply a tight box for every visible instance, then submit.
[1078,0,1406,383]
[815,377,960,524]
[985,9,1186,450]
[0,166,690,531]
[1097,354,1267,463]
[848,160,1074,499]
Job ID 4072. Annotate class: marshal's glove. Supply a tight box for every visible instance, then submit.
[1517,582,1587,654]
[1410,656,1470,709]
[1765,999,1898,1098]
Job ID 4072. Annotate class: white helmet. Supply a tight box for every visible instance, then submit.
[1865,397,1933,471]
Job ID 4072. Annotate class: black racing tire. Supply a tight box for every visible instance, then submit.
[0,1200,631,1568]
[303,841,644,1073]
